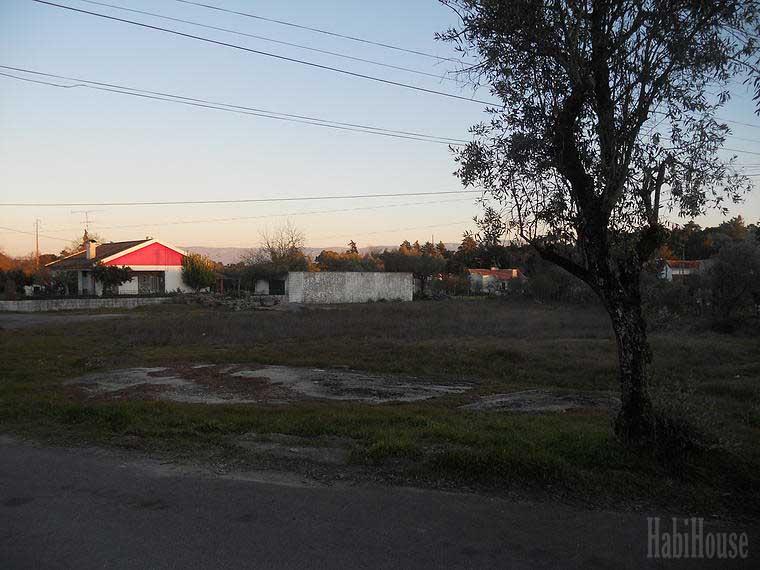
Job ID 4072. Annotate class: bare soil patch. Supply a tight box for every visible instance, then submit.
[65,364,471,405]
[461,389,619,413]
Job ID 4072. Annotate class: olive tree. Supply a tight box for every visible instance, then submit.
[439,0,758,444]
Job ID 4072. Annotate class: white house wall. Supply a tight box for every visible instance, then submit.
[165,267,191,293]
[287,272,413,304]
[98,266,193,295]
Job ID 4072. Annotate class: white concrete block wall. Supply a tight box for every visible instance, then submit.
[286,272,305,302]
[165,267,192,293]
[286,272,413,304]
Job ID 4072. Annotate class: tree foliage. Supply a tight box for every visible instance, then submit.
[315,248,384,272]
[182,253,216,292]
[92,264,133,294]
[439,0,759,444]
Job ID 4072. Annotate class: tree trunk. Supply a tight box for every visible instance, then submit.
[603,281,653,445]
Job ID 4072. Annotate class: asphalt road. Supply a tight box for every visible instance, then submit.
[1,437,756,569]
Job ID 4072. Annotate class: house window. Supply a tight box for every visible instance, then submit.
[269,279,286,295]
[137,272,165,294]
[81,271,90,295]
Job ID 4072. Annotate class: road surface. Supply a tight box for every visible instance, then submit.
[1,437,755,569]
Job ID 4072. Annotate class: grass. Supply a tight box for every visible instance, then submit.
[1,299,759,516]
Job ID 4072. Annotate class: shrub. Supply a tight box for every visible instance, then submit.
[93,264,133,295]
[182,254,216,292]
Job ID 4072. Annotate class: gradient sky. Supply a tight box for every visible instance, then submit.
[1,0,759,257]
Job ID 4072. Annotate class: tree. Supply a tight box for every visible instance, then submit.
[92,264,133,295]
[240,222,310,280]
[717,215,749,241]
[380,244,446,293]
[706,240,760,319]
[347,240,359,254]
[440,0,758,444]
[315,249,384,272]
[182,253,216,292]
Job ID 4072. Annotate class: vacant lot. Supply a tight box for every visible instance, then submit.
[1,299,758,517]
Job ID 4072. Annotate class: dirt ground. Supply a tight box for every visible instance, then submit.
[65,363,619,413]
[460,389,619,413]
[65,364,472,405]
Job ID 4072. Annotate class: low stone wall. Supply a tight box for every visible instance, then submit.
[0,297,171,312]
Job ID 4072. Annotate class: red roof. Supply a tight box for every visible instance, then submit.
[467,268,523,280]
[665,260,702,269]
[46,239,186,270]
[46,240,151,270]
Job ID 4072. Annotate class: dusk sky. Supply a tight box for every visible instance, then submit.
[2,0,759,257]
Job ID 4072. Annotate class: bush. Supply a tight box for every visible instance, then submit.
[704,240,760,320]
[93,264,132,294]
[182,254,216,292]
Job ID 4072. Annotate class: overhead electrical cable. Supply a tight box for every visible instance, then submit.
[0,189,482,208]
[172,0,466,64]
[40,197,476,234]
[0,225,73,243]
[76,0,460,82]
[0,66,468,144]
[31,1,493,106]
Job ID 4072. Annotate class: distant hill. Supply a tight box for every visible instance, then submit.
[184,244,459,265]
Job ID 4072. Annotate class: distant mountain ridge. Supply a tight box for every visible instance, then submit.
[184,244,459,265]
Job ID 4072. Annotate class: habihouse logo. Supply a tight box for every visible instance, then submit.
[647,517,749,560]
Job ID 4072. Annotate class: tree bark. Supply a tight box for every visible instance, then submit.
[602,278,654,445]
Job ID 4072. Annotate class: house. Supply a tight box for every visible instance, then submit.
[467,268,526,294]
[46,234,193,296]
[659,259,714,282]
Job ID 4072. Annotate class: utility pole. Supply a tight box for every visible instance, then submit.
[35,218,41,268]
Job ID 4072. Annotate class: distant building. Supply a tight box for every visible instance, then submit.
[659,259,714,282]
[46,235,193,295]
[466,268,526,294]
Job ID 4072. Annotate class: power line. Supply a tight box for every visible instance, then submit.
[0,189,482,208]
[40,197,476,234]
[76,0,460,83]
[0,225,72,243]
[722,118,760,130]
[312,220,472,242]
[0,67,468,144]
[173,0,465,65]
[723,147,760,157]
[32,1,493,106]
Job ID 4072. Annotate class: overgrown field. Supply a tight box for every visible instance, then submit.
[1,299,758,517]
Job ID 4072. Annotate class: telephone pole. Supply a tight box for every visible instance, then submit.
[35,218,41,268]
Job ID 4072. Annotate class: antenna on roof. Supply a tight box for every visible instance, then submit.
[71,209,103,233]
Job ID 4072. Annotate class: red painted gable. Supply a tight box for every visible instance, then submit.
[104,242,184,267]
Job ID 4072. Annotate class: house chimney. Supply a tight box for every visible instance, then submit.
[85,238,97,260]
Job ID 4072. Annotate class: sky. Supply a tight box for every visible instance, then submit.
[1,0,759,257]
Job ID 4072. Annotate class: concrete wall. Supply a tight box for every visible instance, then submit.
[0,297,171,313]
[165,267,191,293]
[287,272,413,304]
